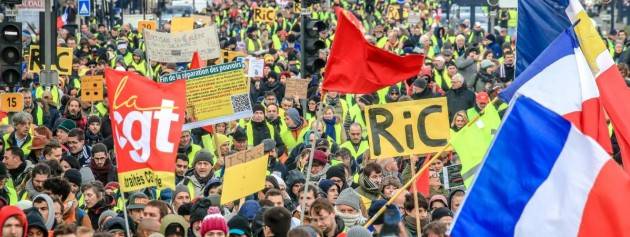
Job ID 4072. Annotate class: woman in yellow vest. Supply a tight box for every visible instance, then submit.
[322,106,346,144]
[450,111,469,137]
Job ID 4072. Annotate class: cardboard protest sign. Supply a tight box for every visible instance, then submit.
[386,5,410,21]
[80,76,104,102]
[284,78,309,99]
[105,69,185,192]
[254,7,277,23]
[247,57,264,77]
[171,17,195,32]
[366,98,451,159]
[144,26,220,63]
[159,61,253,130]
[0,93,24,112]
[137,20,157,33]
[28,46,74,75]
[221,144,268,204]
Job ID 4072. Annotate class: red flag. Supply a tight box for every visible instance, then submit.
[409,154,431,197]
[322,8,424,94]
[190,51,202,69]
[105,69,186,192]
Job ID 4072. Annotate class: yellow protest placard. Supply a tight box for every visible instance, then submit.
[28,46,74,75]
[171,17,195,32]
[80,76,104,102]
[253,7,277,23]
[159,61,252,130]
[221,145,268,204]
[386,5,410,21]
[0,93,24,112]
[138,20,157,33]
[366,98,451,159]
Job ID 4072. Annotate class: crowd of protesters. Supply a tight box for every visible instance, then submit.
[0,0,628,236]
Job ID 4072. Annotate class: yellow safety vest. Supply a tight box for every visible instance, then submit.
[2,133,32,156]
[339,140,369,160]
[433,69,452,91]
[5,179,18,205]
[35,86,61,107]
[245,121,276,146]
[280,126,310,152]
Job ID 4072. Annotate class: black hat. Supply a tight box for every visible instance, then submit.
[127,192,149,210]
[26,209,47,234]
[228,215,252,236]
[315,138,329,151]
[87,115,101,125]
[63,169,82,187]
[413,78,428,88]
[358,94,376,105]
[431,207,454,221]
[252,104,265,113]
[232,127,247,142]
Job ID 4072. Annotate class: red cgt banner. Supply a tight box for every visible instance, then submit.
[105,69,186,192]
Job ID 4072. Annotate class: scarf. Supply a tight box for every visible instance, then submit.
[323,117,337,141]
[194,172,212,186]
[335,207,366,228]
[359,174,381,195]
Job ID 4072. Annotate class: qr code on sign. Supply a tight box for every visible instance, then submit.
[231,94,252,113]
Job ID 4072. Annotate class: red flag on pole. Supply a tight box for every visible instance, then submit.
[190,51,202,69]
[322,8,424,94]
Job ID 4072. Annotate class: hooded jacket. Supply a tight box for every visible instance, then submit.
[160,214,189,237]
[33,194,55,230]
[0,206,28,237]
[26,209,47,235]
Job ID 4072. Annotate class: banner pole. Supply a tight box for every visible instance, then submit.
[363,97,501,227]
[363,143,451,227]
[410,156,422,237]
[121,194,133,237]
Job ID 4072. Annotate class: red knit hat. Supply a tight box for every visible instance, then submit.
[200,207,228,236]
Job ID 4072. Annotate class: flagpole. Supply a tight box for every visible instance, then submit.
[363,143,451,227]
[409,156,422,237]
[121,194,132,237]
[363,97,501,227]
[300,91,326,224]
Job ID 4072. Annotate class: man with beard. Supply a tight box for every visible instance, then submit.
[19,163,50,201]
[66,128,91,166]
[179,150,214,198]
[175,154,188,185]
[88,143,117,184]
[178,130,202,168]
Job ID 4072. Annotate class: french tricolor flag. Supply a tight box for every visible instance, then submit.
[517,0,630,172]
[449,95,630,236]
[501,28,612,153]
